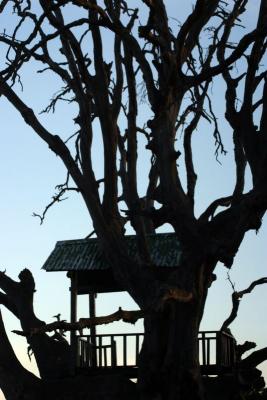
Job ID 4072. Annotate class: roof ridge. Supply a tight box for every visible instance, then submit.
[56,231,176,246]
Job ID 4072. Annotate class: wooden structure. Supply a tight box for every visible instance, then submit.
[42,233,236,377]
[76,330,236,377]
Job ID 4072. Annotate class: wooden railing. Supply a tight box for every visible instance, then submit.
[77,333,143,368]
[76,331,236,374]
[198,331,236,370]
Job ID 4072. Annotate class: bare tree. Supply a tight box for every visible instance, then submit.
[0,1,267,399]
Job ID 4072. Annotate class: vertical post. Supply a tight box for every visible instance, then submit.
[123,335,127,366]
[202,332,206,365]
[111,336,117,367]
[89,293,97,367]
[89,293,96,336]
[70,272,78,373]
[216,331,222,371]
[99,336,102,367]
[135,334,140,366]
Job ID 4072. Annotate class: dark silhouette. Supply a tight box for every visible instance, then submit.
[0,1,267,399]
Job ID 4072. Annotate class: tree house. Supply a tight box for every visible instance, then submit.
[42,233,236,377]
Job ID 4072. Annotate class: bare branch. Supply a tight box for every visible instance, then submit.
[14,307,144,336]
[199,196,232,222]
[191,25,267,86]
[237,341,256,360]
[33,187,80,225]
[0,78,84,189]
[0,0,8,13]
[221,277,267,331]
[241,347,267,369]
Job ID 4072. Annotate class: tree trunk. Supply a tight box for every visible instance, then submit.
[138,298,204,400]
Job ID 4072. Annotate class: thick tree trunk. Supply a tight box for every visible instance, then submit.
[138,299,204,400]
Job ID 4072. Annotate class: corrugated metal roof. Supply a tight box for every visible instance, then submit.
[42,233,182,272]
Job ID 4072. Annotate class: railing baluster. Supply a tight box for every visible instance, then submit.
[123,335,127,366]
[85,336,91,367]
[99,336,102,367]
[202,332,206,365]
[78,339,81,367]
[104,347,107,367]
[88,338,92,367]
[136,334,140,366]
[207,338,210,366]
[77,339,80,367]
[81,340,84,367]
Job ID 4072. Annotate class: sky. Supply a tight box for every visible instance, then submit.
[0,1,266,399]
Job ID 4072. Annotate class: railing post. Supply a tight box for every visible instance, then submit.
[89,294,97,367]
[90,337,97,368]
[111,336,117,367]
[71,334,78,371]
[229,334,236,369]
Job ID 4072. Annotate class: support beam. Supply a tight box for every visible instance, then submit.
[89,293,97,367]
[89,293,96,336]
[70,272,77,372]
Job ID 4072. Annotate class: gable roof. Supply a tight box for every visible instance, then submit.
[42,233,182,272]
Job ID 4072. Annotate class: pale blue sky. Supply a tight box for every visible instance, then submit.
[0,1,266,398]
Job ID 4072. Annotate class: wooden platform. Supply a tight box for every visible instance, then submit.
[74,331,236,377]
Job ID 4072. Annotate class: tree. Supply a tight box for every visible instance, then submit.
[0,0,267,399]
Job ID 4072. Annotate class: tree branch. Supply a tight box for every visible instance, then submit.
[0,78,84,189]
[221,277,267,331]
[241,347,267,369]
[13,284,194,337]
[0,310,40,400]
[190,25,267,86]
[14,307,144,336]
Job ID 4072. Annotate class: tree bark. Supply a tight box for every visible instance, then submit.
[138,300,203,400]
[137,253,209,400]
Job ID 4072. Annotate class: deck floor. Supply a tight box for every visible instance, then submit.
[76,365,234,379]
